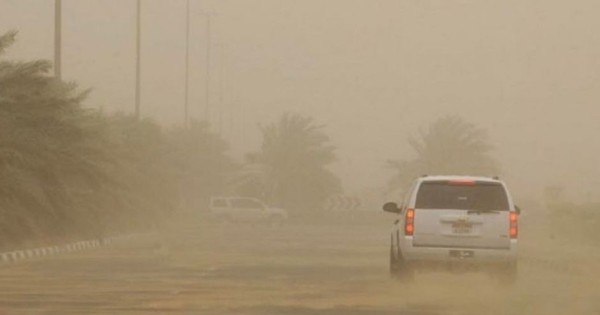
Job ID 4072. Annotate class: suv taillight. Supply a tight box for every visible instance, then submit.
[405,208,415,236]
[509,212,518,239]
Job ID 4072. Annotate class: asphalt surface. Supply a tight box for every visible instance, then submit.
[0,212,598,315]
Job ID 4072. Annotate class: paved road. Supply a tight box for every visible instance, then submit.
[0,213,598,315]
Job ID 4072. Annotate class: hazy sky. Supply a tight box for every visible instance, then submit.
[1,0,599,200]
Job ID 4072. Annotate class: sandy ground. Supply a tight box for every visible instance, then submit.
[0,211,598,315]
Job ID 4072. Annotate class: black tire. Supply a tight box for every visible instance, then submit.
[389,242,414,281]
[389,244,400,277]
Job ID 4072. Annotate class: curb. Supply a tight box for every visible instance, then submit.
[0,234,148,265]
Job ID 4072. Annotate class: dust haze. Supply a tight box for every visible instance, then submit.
[0,0,598,314]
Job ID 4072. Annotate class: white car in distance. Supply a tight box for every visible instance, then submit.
[209,197,288,225]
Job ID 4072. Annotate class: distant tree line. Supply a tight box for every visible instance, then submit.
[0,32,234,249]
[0,30,505,250]
[0,32,341,249]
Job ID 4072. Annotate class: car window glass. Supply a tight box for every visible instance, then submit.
[415,181,509,211]
[212,199,227,207]
[231,198,263,209]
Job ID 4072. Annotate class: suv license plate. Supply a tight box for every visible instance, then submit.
[452,226,472,234]
[449,250,474,258]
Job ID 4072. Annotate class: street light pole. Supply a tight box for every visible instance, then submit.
[217,44,225,135]
[135,0,141,119]
[204,12,214,124]
[184,0,190,128]
[54,0,62,80]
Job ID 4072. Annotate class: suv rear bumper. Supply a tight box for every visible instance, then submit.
[401,238,518,263]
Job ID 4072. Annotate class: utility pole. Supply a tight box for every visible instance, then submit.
[184,0,190,128]
[204,12,215,124]
[135,0,141,119]
[54,0,62,80]
[217,44,225,135]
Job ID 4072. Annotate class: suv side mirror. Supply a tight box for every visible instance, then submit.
[383,202,401,214]
[515,205,522,215]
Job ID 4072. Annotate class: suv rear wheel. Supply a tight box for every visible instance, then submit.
[389,243,414,281]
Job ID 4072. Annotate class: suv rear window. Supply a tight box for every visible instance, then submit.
[231,198,263,209]
[212,199,228,207]
[415,181,509,211]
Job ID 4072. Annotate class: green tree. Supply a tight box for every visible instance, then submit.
[101,113,176,229]
[388,115,500,190]
[166,120,235,209]
[0,31,235,249]
[0,30,108,243]
[236,112,341,212]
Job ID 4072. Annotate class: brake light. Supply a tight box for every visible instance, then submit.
[509,211,518,239]
[405,208,415,236]
[448,179,476,185]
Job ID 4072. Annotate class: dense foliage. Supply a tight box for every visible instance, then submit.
[388,115,500,190]
[235,112,341,212]
[0,32,233,249]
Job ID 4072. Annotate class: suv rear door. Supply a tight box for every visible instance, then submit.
[230,198,265,222]
[210,198,229,214]
[412,180,512,250]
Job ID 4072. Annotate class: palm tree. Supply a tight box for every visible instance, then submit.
[0,32,236,248]
[388,115,500,190]
[0,30,104,242]
[236,112,341,211]
[165,120,234,208]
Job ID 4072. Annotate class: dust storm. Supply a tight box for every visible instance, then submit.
[0,0,599,314]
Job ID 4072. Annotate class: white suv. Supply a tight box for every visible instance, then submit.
[383,176,520,283]
[209,197,288,225]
